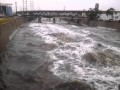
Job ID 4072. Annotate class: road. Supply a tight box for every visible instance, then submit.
[2,18,120,90]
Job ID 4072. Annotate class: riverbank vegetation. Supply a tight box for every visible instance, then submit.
[0,18,12,25]
[87,7,119,21]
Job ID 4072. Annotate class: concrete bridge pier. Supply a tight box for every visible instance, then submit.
[59,18,62,21]
[49,18,51,21]
[53,17,56,23]
[71,17,73,22]
[77,19,80,24]
[68,18,71,24]
[38,17,42,23]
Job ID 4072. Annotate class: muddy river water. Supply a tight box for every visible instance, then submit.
[2,19,120,90]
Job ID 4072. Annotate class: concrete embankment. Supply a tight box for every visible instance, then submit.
[0,17,28,52]
[80,18,120,30]
[67,18,120,30]
[0,17,29,90]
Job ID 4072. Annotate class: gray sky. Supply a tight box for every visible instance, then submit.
[0,0,120,11]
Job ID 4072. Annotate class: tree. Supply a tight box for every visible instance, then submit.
[109,8,115,11]
[106,8,115,20]
[87,8,101,20]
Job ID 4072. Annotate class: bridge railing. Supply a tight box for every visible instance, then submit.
[17,11,85,17]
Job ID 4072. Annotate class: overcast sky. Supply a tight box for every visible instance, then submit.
[0,0,120,11]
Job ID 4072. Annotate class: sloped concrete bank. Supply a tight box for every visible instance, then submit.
[0,17,28,52]
[0,17,28,90]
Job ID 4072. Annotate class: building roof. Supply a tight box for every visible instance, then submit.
[0,3,12,6]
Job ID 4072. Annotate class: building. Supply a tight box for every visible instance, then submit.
[0,3,12,17]
[95,3,99,11]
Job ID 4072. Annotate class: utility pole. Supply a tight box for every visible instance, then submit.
[64,6,66,11]
[15,2,17,15]
[23,0,24,11]
[26,0,27,11]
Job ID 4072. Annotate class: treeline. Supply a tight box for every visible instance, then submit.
[87,7,119,21]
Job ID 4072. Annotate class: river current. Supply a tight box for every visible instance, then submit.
[2,19,120,90]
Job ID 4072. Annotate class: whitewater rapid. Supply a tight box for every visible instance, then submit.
[30,20,120,90]
[3,19,120,90]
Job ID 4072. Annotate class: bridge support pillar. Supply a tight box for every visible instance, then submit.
[68,18,71,24]
[53,17,56,23]
[49,18,51,21]
[71,17,73,22]
[59,18,62,21]
[38,17,42,23]
[77,19,80,24]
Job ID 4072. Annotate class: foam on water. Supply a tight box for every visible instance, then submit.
[30,22,120,90]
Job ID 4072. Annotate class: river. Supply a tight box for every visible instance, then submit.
[2,18,120,90]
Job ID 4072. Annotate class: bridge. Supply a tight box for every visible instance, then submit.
[17,10,92,23]
[17,10,119,23]
[17,10,88,23]
[17,10,88,17]
[17,10,120,17]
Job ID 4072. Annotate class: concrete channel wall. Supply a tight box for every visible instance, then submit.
[80,18,120,30]
[0,17,28,52]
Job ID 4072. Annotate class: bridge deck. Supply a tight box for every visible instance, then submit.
[17,10,120,17]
